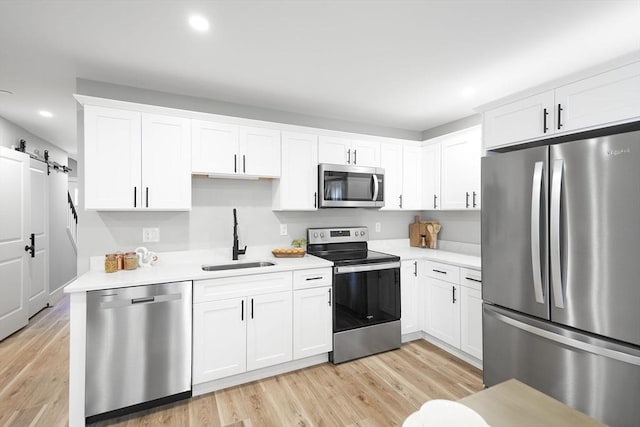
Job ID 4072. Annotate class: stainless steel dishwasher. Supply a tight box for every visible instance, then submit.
[85,281,192,422]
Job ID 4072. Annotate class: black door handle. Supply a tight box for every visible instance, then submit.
[24,233,35,258]
[452,286,457,304]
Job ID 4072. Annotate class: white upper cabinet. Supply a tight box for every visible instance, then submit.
[401,144,423,210]
[84,106,191,210]
[141,113,192,210]
[191,121,281,178]
[482,60,640,150]
[318,136,380,167]
[191,121,239,175]
[440,126,481,210]
[555,61,640,133]
[272,132,318,211]
[422,142,441,210]
[483,91,555,150]
[379,142,403,210]
[240,127,281,177]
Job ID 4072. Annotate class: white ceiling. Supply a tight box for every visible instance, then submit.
[0,0,639,157]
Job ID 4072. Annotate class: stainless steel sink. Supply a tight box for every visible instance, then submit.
[201,261,275,271]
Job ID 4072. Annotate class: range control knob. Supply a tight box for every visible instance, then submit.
[361,230,366,236]
[354,231,359,236]
[320,232,325,238]
[313,232,318,238]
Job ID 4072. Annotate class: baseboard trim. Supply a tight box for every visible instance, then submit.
[49,277,76,305]
[192,353,328,397]
[421,332,483,370]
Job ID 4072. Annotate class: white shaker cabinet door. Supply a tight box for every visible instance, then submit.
[141,113,191,210]
[351,140,380,167]
[440,127,481,210]
[425,278,460,349]
[192,297,247,384]
[483,91,555,150]
[422,142,441,210]
[240,127,281,177]
[84,105,141,210]
[273,132,318,210]
[318,135,351,165]
[293,286,332,359]
[555,61,640,133]
[401,145,423,210]
[380,142,403,210]
[460,286,483,360]
[191,120,239,175]
[400,260,419,335]
[246,291,293,371]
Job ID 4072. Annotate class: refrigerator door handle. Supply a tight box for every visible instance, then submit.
[531,161,545,304]
[488,308,640,366]
[551,159,565,309]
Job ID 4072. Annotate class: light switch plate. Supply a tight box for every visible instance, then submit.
[142,227,160,242]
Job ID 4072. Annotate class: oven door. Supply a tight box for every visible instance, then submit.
[333,262,401,332]
[319,164,384,208]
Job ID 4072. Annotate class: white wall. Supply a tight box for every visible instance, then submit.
[0,115,77,293]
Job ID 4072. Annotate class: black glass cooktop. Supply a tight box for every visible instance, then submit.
[309,249,399,266]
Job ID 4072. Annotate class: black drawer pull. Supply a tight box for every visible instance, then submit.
[465,277,482,283]
[433,269,447,274]
[305,276,323,281]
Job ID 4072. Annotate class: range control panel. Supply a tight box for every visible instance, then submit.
[307,227,368,244]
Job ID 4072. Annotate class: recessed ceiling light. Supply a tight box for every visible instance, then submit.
[39,110,53,118]
[189,15,210,32]
[0,89,13,95]
[460,87,476,98]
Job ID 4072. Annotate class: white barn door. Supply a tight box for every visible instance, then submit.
[0,147,31,341]
[28,159,49,316]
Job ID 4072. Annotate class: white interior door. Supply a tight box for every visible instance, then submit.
[0,147,31,341]
[28,159,49,317]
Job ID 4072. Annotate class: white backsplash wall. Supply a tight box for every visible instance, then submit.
[419,210,481,244]
[77,177,426,273]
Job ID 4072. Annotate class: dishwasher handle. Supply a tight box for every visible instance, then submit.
[100,292,182,309]
[132,296,155,304]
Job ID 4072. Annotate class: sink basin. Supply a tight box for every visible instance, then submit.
[201,261,275,271]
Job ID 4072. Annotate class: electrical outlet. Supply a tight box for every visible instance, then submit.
[142,227,160,243]
[375,222,381,233]
[280,224,288,236]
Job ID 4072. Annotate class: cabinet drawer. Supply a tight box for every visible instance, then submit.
[293,268,332,290]
[424,261,460,284]
[461,268,482,291]
[194,271,292,303]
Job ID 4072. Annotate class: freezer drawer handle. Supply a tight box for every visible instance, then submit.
[489,309,640,367]
[531,161,545,304]
[550,159,565,309]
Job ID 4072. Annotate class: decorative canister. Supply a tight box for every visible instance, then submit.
[116,252,124,270]
[105,253,118,273]
[124,252,138,270]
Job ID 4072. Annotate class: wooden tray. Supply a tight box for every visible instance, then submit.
[272,249,306,258]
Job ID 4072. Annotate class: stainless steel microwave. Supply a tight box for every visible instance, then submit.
[318,164,384,208]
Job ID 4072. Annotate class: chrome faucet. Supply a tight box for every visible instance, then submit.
[232,208,246,260]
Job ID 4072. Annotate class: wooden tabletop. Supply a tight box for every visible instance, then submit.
[459,379,606,427]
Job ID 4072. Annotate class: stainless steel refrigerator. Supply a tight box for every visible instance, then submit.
[482,128,640,427]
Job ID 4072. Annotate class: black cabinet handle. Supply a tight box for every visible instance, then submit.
[452,286,457,304]
[328,288,332,306]
[433,269,447,275]
[433,194,438,209]
[465,192,470,208]
[134,186,137,207]
[413,261,418,277]
[399,194,403,208]
[543,108,549,133]
[472,191,477,208]
[243,155,246,173]
[347,149,351,164]
[465,277,482,283]
[557,104,563,129]
[24,233,35,258]
[353,149,357,165]
[251,298,254,319]
[234,154,237,173]
[241,300,244,321]
[145,187,149,208]
[314,192,317,208]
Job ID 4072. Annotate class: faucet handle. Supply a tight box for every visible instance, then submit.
[238,246,247,255]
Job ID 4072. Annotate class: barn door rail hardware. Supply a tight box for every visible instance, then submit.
[15,139,73,175]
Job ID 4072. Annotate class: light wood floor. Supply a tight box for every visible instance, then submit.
[0,295,483,427]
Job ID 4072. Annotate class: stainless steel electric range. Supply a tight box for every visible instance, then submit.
[307,227,401,364]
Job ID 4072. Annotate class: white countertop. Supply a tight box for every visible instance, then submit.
[65,240,481,293]
[64,247,332,293]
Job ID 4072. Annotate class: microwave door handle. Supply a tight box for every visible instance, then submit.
[372,174,379,201]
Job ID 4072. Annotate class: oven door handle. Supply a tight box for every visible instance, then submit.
[334,261,400,274]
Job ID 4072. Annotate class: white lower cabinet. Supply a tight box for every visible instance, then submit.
[400,260,419,334]
[192,272,293,384]
[292,268,333,359]
[421,261,482,362]
[246,291,293,371]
